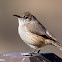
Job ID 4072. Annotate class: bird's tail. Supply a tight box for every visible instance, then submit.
[59,46,62,51]
[52,42,62,51]
[46,39,62,51]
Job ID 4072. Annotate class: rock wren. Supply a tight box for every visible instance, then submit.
[13,12,62,53]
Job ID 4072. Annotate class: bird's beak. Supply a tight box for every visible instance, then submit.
[13,15,22,18]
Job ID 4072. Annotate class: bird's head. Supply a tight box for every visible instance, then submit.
[13,12,37,22]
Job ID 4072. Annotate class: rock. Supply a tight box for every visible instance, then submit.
[0,52,62,62]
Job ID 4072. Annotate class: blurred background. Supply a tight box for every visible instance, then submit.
[0,0,62,58]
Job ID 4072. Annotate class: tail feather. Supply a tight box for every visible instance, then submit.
[59,46,62,51]
[56,45,62,51]
[46,39,62,51]
[51,41,62,51]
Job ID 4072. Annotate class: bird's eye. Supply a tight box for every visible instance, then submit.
[24,16,28,19]
[24,16,25,17]
[25,17,28,19]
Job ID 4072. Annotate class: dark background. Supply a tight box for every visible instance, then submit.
[0,0,62,58]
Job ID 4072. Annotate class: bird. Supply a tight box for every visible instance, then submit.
[13,12,62,54]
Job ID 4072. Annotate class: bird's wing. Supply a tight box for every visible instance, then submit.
[26,20,57,42]
[46,30,57,41]
[26,20,46,35]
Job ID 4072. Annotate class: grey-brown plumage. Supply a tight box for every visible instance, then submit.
[14,12,62,53]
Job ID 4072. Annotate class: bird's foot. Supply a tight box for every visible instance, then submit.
[29,49,41,56]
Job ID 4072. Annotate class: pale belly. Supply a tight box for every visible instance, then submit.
[18,25,46,49]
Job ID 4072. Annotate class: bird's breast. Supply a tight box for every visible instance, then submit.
[18,25,36,44]
[18,24,46,48]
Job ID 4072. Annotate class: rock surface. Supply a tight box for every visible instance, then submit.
[0,52,62,62]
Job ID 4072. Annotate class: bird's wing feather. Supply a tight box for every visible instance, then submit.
[26,20,57,42]
[46,30,57,41]
[26,20,46,35]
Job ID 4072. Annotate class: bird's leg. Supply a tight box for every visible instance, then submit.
[32,49,36,53]
[37,50,40,53]
[29,49,36,56]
